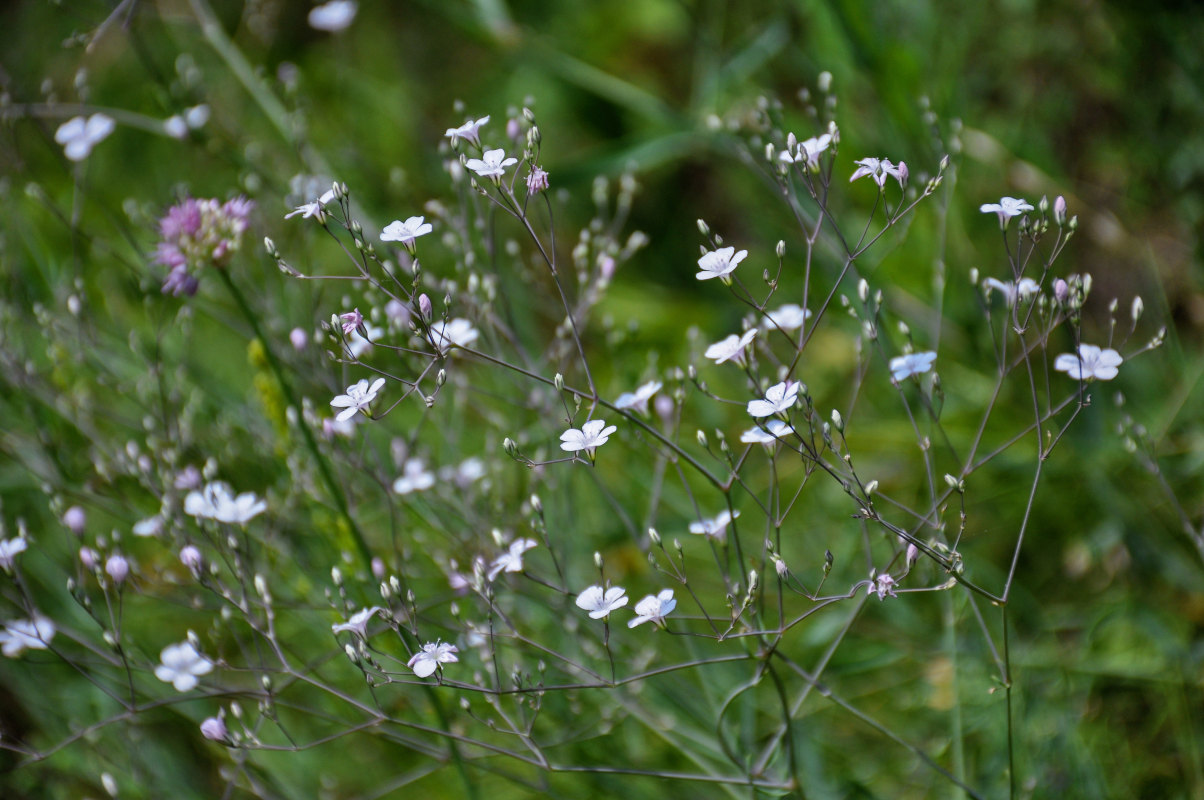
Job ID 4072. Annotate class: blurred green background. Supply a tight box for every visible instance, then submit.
[2,0,1204,797]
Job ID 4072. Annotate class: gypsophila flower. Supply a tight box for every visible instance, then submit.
[285,188,336,220]
[628,589,676,628]
[105,554,129,584]
[429,318,479,353]
[705,329,757,365]
[983,277,1040,307]
[465,148,517,179]
[487,538,538,580]
[184,481,267,525]
[439,457,486,488]
[393,458,436,495]
[339,308,363,335]
[200,716,227,742]
[63,506,86,533]
[408,641,459,678]
[869,571,898,601]
[850,157,904,188]
[165,115,189,139]
[526,165,550,194]
[696,246,748,281]
[747,380,801,418]
[575,584,629,619]
[740,420,794,445]
[980,197,1034,228]
[308,0,357,31]
[761,304,812,332]
[331,606,384,638]
[615,381,663,414]
[330,378,385,422]
[689,509,740,540]
[889,351,937,381]
[779,133,831,168]
[1054,344,1123,381]
[445,116,490,148]
[381,216,433,247]
[347,321,383,359]
[179,545,202,573]
[80,546,99,570]
[560,419,618,458]
[0,535,28,570]
[0,616,56,657]
[55,113,115,161]
[132,516,162,537]
[155,196,253,296]
[154,641,213,692]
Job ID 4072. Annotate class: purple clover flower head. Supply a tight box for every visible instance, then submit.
[154,196,255,295]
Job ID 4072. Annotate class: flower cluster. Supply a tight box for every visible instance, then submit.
[155,196,254,296]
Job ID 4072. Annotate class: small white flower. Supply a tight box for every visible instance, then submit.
[465,148,517,179]
[105,554,129,584]
[0,535,28,570]
[330,378,385,422]
[1054,344,1123,381]
[689,510,740,540]
[979,197,1034,228]
[429,318,479,353]
[740,420,794,445]
[439,456,486,488]
[696,246,748,281]
[331,606,384,638]
[54,114,115,161]
[575,584,629,620]
[889,351,937,381]
[164,115,188,139]
[627,589,676,628]
[132,516,163,537]
[185,104,210,129]
[445,116,491,148]
[285,188,336,220]
[761,304,812,331]
[408,640,459,678]
[747,380,801,418]
[849,157,903,188]
[154,641,214,692]
[560,419,618,457]
[705,329,757,365]
[308,0,358,32]
[983,277,1040,307]
[614,381,663,414]
[380,216,433,246]
[779,133,831,167]
[184,482,267,525]
[0,616,56,657]
[869,571,898,601]
[347,321,384,359]
[487,538,538,580]
[200,715,227,741]
[393,459,436,495]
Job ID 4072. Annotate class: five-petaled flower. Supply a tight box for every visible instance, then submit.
[849,157,904,188]
[740,420,794,445]
[331,607,384,638]
[761,304,812,332]
[696,246,748,281]
[615,381,663,414]
[689,510,740,541]
[393,458,436,495]
[331,378,385,422]
[0,535,27,570]
[1054,344,1123,381]
[487,538,539,581]
[0,616,56,657]
[184,481,267,525]
[979,197,1034,228]
[747,380,801,418]
[285,188,336,220]
[55,114,115,161]
[576,584,628,620]
[465,148,517,179]
[429,318,479,354]
[560,419,618,458]
[983,277,1039,307]
[339,308,363,336]
[381,216,433,249]
[705,329,757,366]
[628,589,676,628]
[889,351,937,382]
[868,571,898,601]
[445,116,490,148]
[408,641,459,678]
[155,641,214,692]
[779,133,831,168]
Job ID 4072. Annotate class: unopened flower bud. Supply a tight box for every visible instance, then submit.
[696,429,708,448]
[896,161,908,186]
[817,71,833,93]
[858,279,869,303]
[648,527,660,545]
[1039,195,1049,216]
[80,546,99,570]
[418,294,432,319]
[200,715,227,741]
[748,570,759,591]
[593,551,603,569]
[906,543,919,566]
[831,409,844,431]
[554,373,564,391]
[1054,279,1069,303]
[1131,296,1143,322]
[63,506,86,534]
[105,554,129,584]
[696,219,710,238]
[331,566,343,586]
[776,240,786,259]
[1053,195,1067,225]
[865,479,878,496]
[180,545,202,572]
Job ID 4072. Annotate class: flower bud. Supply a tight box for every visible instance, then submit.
[831,409,844,431]
[1131,296,1143,322]
[180,545,202,572]
[1054,279,1069,303]
[554,373,564,391]
[200,715,227,741]
[648,527,660,545]
[105,554,129,584]
[418,294,432,319]
[593,551,603,569]
[696,429,708,448]
[696,219,710,237]
[80,546,99,570]
[63,506,86,534]
[865,479,878,496]
[1054,196,1067,225]
[776,240,786,259]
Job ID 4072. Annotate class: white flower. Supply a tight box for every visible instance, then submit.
[689,510,740,540]
[200,715,227,741]
[1054,344,1123,381]
[465,148,517,179]
[393,459,436,495]
[330,378,385,422]
[185,104,210,129]
[779,133,831,167]
[105,554,129,584]
[308,0,357,31]
[346,321,384,359]
[380,216,433,246]
[445,116,490,148]
[761,304,812,331]
[184,482,267,525]
[868,571,897,601]
[575,585,628,620]
[614,381,663,414]
[154,641,214,692]
[979,197,1034,228]
[560,419,618,457]
[0,616,56,657]
[331,606,384,638]
[747,380,801,418]
[164,115,188,139]
[627,589,676,628]
[487,538,538,580]
[132,516,163,537]
[0,535,28,569]
[849,157,904,188]
[429,318,479,353]
[408,641,459,678]
[889,351,937,381]
[285,188,336,220]
[439,457,486,488]
[983,277,1040,307]
[54,114,115,161]
[696,246,748,281]
[740,420,794,445]
[705,329,757,365]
